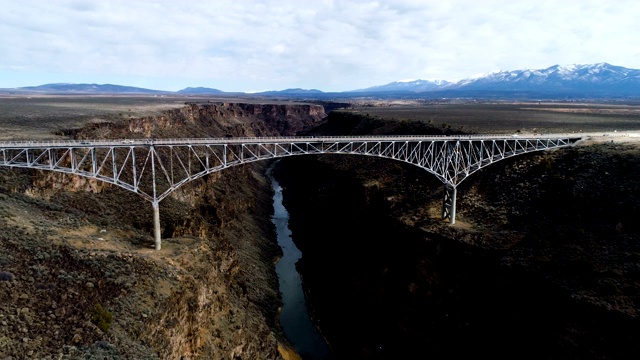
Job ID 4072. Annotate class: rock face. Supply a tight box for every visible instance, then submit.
[271,115,640,359]
[0,102,325,359]
[87,102,326,139]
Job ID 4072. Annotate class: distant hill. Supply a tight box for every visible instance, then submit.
[176,87,224,94]
[353,79,453,93]
[7,63,640,100]
[18,83,166,94]
[255,88,325,97]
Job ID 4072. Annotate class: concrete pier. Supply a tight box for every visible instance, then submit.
[152,201,161,250]
[442,185,457,225]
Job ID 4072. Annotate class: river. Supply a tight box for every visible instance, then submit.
[267,162,332,360]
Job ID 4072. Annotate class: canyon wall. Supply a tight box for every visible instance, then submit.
[272,114,640,359]
[0,102,325,359]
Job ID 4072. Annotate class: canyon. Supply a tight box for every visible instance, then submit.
[0,101,325,359]
[0,99,639,359]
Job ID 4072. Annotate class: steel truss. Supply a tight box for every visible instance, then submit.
[0,135,583,248]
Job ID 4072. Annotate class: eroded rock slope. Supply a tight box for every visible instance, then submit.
[0,102,325,359]
[273,113,640,359]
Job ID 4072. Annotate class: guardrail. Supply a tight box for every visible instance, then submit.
[0,133,591,148]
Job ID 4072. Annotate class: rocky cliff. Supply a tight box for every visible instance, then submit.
[61,102,327,140]
[0,102,325,359]
[272,115,640,359]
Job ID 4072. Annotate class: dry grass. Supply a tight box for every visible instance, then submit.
[0,95,197,140]
[340,101,640,135]
[0,98,290,359]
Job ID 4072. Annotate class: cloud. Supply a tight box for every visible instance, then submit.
[0,0,639,91]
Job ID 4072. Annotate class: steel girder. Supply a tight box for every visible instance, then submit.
[0,135,583,204]
[0,135,584,246]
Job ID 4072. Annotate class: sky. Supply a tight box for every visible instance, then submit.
[1,0,639,92]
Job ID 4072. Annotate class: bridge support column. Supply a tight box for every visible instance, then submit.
[152,201,161,250]
[442,185,457,225]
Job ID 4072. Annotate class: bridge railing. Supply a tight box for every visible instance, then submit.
[0,133,590,148]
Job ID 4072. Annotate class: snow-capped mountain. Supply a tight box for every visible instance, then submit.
[454,63,640,93]
[354,63,640,98]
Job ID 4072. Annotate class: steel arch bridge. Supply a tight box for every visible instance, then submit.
[0,134,583,249]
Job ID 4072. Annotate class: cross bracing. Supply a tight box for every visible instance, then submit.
[0,134,583,249]
[0,135,581,199]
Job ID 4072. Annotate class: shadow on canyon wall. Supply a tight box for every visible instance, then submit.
[272,111,640,359]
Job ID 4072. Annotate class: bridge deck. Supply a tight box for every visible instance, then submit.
[0,133,586,250]
[0,133,586,148]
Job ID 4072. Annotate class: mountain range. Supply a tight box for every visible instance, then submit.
[4,63,640,100]
[357,63,640,98]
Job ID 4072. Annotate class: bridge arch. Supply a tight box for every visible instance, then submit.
[0,135,583,249]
